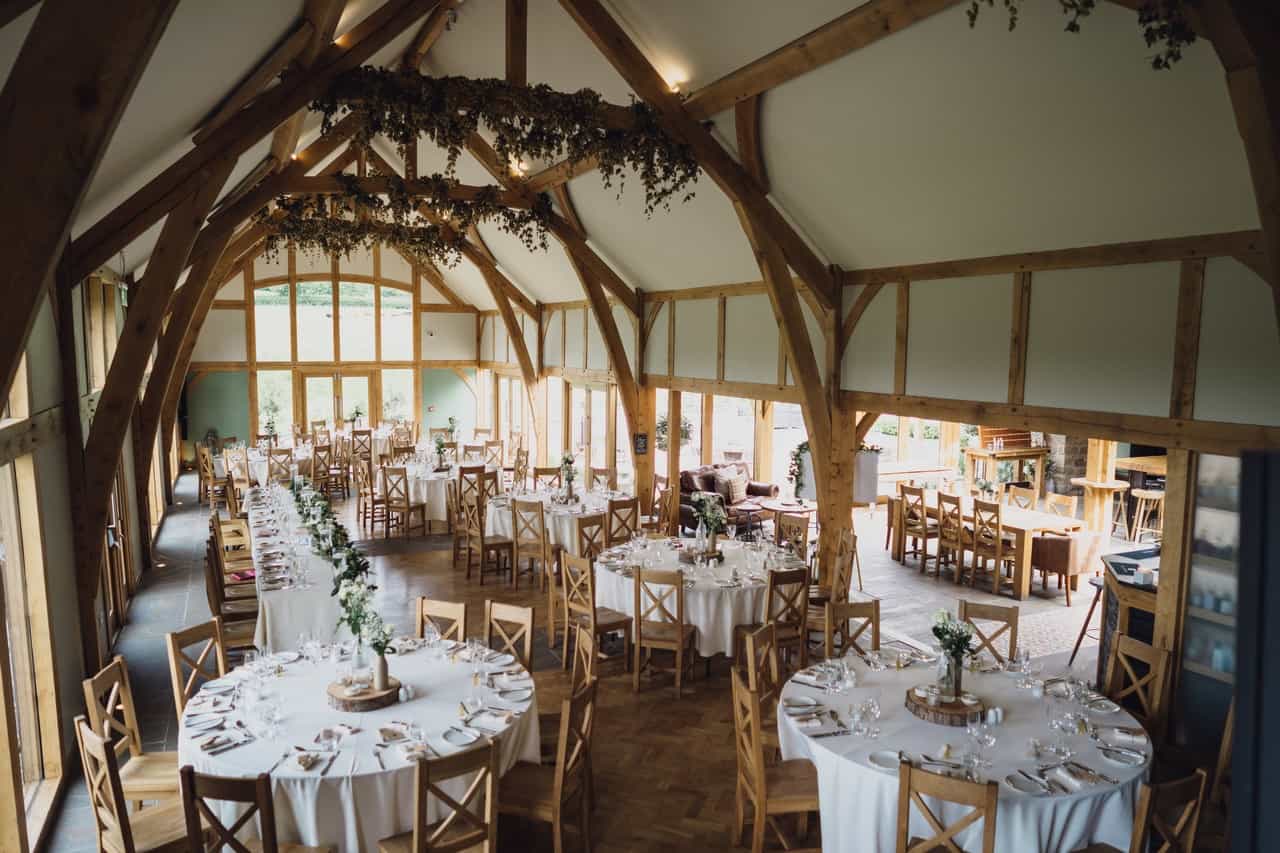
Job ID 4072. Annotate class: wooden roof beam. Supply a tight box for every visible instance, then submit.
[267,0,347,169]
[507,0,527,86]
[0,0,178,407]
[402,0,459,71]
[67,0,440,285]
[557,0,838,312]
[278,174,534,208]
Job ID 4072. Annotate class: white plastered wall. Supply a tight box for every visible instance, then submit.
[422,312,477,360]
[191,309,247,362]
[906,275,1012,402]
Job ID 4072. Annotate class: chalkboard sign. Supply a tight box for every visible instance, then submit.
[633,432,649,456]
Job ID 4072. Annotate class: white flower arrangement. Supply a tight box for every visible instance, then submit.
[363,614,395,656]
[931,609,975,660]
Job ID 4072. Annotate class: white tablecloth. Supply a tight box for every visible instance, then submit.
[247,506,343,654]
[483,490,615,557]
[177,648,540,852]
[377,467,452,522]
[594,539,777,658]
[777,662,1146,851]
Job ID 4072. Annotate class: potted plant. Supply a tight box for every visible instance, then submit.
[690,492,727,554]
[447,416,459,442]
[655,413,692,452]
[364,615,395,691]
[931,609,975,701]
[853,443,882,504]
[348,404,365,428]
[433,433,448,471]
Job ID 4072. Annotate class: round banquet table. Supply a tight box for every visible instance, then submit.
[777,661,1147,851]
[483,489,615,557]
[594,539,806,658]
[177,646,540,853]
[377,466,454,522]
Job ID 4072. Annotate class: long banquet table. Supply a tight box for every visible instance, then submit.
[177,644,540,852]
[778,658,1146,851]
[888,491,1083,599]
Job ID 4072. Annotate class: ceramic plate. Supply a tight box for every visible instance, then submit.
[868,751,900,772]
[1098,747,1147,768]
[498,687,533,703]
[1004,773,1046,794]
[444,727,480,746]
[486,653,515,667]
[782,695,818,710]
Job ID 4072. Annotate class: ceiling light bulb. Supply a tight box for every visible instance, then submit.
[668,82,680,94]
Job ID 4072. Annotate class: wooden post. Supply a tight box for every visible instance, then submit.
[1083,438,1118,533]
[0,568,29,853]
[939,421,961,470]
[634,383,655,506]
[817,396,858,585]
[701,393,714,464]
[754,399,773,481]
[1154,449,1195,654]
[667,390,683,534]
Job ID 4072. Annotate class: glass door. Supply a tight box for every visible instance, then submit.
[339,371,373,428]
[302,373,336,430]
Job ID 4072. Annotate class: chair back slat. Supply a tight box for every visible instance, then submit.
[165,618,230,715]
[180,766,275,853]
[958,600,1019,665]
[825,600,881,659]
[512,448,529,490]
[1044,493,1078,518]
[533,466,562,489]
[1130,768,1207,853]
[416,598,467,643]
[410,739,500,852]
[743,623,781,715]
[485,601,533,670]
[896,760,999,853]
[484,440,504,467]
[730,667,767,806]
[590,467,611,490]
[575,513,606,560]
[606,497,640,546]
[1005,485,1038,511]
[458,464,485,508]
[75,715,135,853]
[635,568,684,627]
[765,567,809,632]
[82,656,143,763]
[1105,635,1171,734]
[776,512,809,558]
[463,443,485,462]
[268,448,293,483]
[553,679,598,808]
[384,466,410,510]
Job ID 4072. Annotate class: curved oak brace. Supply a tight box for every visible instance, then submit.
[77,156,237,616]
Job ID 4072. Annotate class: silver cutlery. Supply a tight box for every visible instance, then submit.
[266,750,291,774]
[209,737,255,756]
[320,752,339,776]
[1069,760,1118,785]
[921,754,964,769]
[811,729,853,739]
[374,749,385,770]
[828,710,848,731]
[1031,769,1067,794]
[1018,769,1052,794]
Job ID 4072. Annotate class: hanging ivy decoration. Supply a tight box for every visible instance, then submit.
[255,172,554,268]
[314,69,700,215]
[967,0,1199,70]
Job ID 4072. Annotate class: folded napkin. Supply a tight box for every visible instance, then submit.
[468,711,511,732]
[1046,765,1087,793]
[1106,728,1149,747]
[230,570,256,582]
[199,729,248,752]
[795,716,825,730]
[294,752,324,771]
[792,674,825,689]
[400,743,431,761]
[186,694,230,714]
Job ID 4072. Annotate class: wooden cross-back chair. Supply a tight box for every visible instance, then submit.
[254,433,275,450]
[823,599,881,660]
[329,438,352,498]
[165,618,230,716]
[463,498,514,585]
[180,766,331,853]
[1080,769,1208,853]
[463,443,485,462]
[561,552,632,672]
[742,623,784,753]
[195,445,223,507]
[935,492,968,582]
[735,568,808,669]
[775,512,810,560]
[224,447,252,496]
[499,679,597,853]
[309,444,333,493]
[1104,635,1171,739]
[1045,492,1079,518]
[353,461,386,531]
[310,419,327,433]
[350,428,373,461]
[533,466,562,489]
[896,759,998,853]
[471,427,492,441]
[633,569,698,697]
[224,474,246,520]
[480,470,502,502]
[512,498,554,605]
[1005,485,1038,511]
[83,656,179,805]
[314,428,331,448]
[729,668,819,853]
[484,440,504,468]
[382,466,427,538]
[378,740,500,853]
[458,464,485,508]
[537,623,598,765]
[957,600,1019,665]
[900,484,939,575]
[415,597,467,643]
[446,480,468,568]
[220,436,240,450]
[575,513,607,560]
[512,447,529,490]
[267,448,293,484]
[75,716,196,853]
[485,600,534,670]
[429,427,451,442]
[968,498,1011,593]
[605,496,639,547]
[589,467,611,490]
[438,441,459,465]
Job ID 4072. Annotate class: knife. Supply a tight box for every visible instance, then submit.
[1069,760,1117,785]
[1018,769,1052,794]
[209,737,254,756]
[320,752,339,776]
[811,729,853,739]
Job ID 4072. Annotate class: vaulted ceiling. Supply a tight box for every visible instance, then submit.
[0,0,1259,309]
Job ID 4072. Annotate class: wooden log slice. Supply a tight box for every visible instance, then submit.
[326,677,401,712]
[903,687,984,727]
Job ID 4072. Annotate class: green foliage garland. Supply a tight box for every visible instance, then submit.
[314,69,700,216]
[788,441,810,494]
[967,0,1199,70]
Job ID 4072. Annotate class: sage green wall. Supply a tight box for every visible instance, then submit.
[185,371,250,452]
[421,368,476,435]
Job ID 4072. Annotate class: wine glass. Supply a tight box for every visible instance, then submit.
[859,696,882,738]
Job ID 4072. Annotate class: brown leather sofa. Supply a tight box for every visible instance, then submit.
[677,462,779,532]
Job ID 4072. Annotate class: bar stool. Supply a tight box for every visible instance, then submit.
[1131,488,1165,543]
[1069,576,1105,666]
[1111,492,1132,540]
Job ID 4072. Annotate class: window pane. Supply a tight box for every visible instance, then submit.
[570,385,587,463]
[254,284,291,361]
[304,376,334,426]
[654,388,668,478]
[476,370,492,428]
[499,377,510,445]
[256,370,294,437]
[546,377,563,459]
[713,396,755,472]
[338,282,375,361]
[590,389,606,468]
[0,463,41,793]
[615,393,634,494]
[870,415,900,465]
[772,403,807,495]
[678,392,701,471]
[341,375,370,424]
[382,369,414,422]
[380,287,413,361]
[296,281,333,361]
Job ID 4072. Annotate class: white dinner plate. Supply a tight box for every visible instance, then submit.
[444,727,480,746]
[272,652,301,664]
[1004,773,1046,795]
[498,687,533,703]
[867,751,900,772]
[486,653,515,667]
[782,696,818,711]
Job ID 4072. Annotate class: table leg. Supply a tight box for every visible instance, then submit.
[1012,530,1032,600]
[1033,457,1044,499]
[891,501,906,563]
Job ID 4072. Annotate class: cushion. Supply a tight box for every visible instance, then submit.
[723,473,749,504]
[711,472,734,503]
